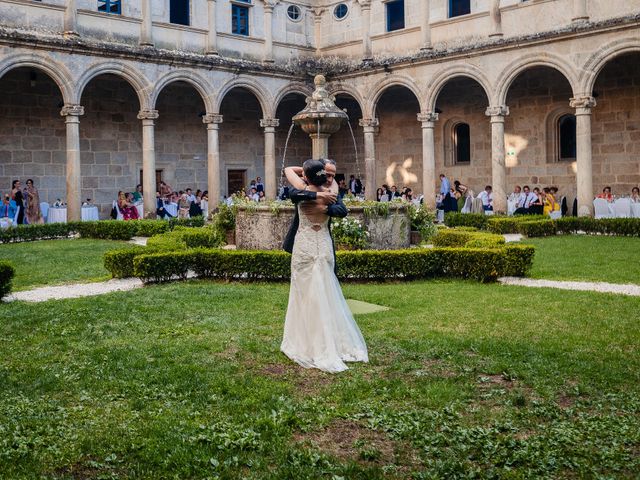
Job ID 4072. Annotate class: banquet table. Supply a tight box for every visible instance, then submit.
[81,206,99,221]
[47,207,67,223]
[632,203,640,218]
[165,203,178,217]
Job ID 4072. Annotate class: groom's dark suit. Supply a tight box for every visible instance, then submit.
[283,188,347,274]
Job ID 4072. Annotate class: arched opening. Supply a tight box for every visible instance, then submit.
[434,76,490,193]
[155,81,207,198]
[591,52,640,196]
[0,67,66,220]
[275,93,311,180]
[329,93,364,186]
[558,114,576,161]
[374,86,421,193]
[80,74,142,218]
[505,66,574,197]
[219,87,264,198]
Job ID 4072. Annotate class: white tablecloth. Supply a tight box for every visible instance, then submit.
[135,203,144,219]
[200,200,208,216]
[48,207,67,223]
[81,206,99,222]
[631,203,640,218]
[165,203,178,217]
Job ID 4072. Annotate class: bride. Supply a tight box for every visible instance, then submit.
[281,159,368,373]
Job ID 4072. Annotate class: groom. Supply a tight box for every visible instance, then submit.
[283,159,347,273]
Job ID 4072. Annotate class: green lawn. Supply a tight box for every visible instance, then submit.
[0,238,134,291]
[1,280,639,478]
[524,235,640,284]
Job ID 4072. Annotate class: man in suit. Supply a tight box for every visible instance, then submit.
[156,191,173,219]
[283,159,347,274]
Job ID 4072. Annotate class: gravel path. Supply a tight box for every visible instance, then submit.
[499,277,640,297]
[503,234,523,243]
[4,278,144,303]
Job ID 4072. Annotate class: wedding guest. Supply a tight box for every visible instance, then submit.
[454,180,469,196]
[597,186,613,202]
[389,185,400,199]
[338,179,349,199]
[118,191,139,220]
[455,189,465,211]
[477,185,494,211]
[249,187,259,202]
[11,180,25,224]
[439,174,450,196]
[132,184,143,202]
[255,177,265,193]
[25,179,43,224]
[178,192,191,218]
[349,175,363,195]
[402,188,413,202]
[202,190,209,201]
[258,190,266,202]
[1,194,17,224]
[514,185,537,215]
[247,179,257,195]
[508,185,522,203]
[543,187,560,216]
[530,187,544,215]
[631,187,640,203]
[156,191,173,219]
[375,187,385,202]
[159,181,172,201]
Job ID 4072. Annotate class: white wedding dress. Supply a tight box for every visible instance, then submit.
[281,206,369,373]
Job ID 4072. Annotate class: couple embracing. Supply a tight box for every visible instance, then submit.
[280,159,368,373]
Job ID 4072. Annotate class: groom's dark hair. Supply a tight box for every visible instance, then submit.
[303,159,327,187]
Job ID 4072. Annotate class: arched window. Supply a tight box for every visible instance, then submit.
[558,114,576,161]
[454,123,471,164]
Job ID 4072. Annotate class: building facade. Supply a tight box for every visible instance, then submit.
[0,0,639,218]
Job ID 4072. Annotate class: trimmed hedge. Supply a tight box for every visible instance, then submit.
[103,246,152,278]
[130,245,535,284]
[432,229,505,248]
[517,220,558,237]
[0,222,82,243]
[444,212,488,230]
[0,261,15,299]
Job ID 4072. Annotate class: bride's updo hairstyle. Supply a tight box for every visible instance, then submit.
[302,159,327,187]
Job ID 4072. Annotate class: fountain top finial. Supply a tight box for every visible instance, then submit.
[314,74,326,87]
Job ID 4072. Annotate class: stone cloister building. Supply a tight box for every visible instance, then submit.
[0,0,639,219]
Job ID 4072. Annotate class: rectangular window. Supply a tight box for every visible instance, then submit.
[386,0,405,32]
[449,0,470,18]
[98,0,121,14]
[170,0,190,26]
[232,4,250,36]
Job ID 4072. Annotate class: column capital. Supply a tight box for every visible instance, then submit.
[203,113,224,124]
[570,95,597,114]
[312,8,325,20]
[417,112,439,125]
[260,118,279,128]
[60,104,84,117]
[137,109,159,120]
[485,105,509,118]
[359,117,379,128]
[357,0,372,10]
[262,0,279,12]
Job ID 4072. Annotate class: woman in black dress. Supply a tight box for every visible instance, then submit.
[11,180,24,224]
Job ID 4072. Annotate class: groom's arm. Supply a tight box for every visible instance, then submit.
[288,187,317,204]
[327,196,347,218]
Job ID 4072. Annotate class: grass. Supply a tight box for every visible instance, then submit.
[1,280,639,478]
[524,235,640,284]
[0,238,134,291]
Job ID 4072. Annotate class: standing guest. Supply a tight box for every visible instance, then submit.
[132,184,143,202]
[11,180,25,224]
[156,191,173,219]
[439,174,451,196]
[255,177,265,193]
[247,179,257,195]
[454,180,468,196]
[597,186,613,202]
[477,185,494,211]
[455,189,465,211]
[375,187,385,202]
[189,189,203,217]
[118,191,139,220]
[185,188,196,203]
[178,192,191,218]
[338,179,349,199]
[25,179,43,224]
[349,175,362,195]
[159,181,172,201]
[249,187,259,202]
[631,187,640,203]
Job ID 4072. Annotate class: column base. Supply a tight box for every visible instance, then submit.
[571,16,589,23]
[263,58,275,64]
[63,30,79,39]
[419,45,433,51]
[489,32,504,38]
[206,50,219,56]
[139,41,154,47]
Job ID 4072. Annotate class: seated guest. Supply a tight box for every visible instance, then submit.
[631,187,640,203]
[249,187,259,202]
[255,177,265,193]
[514,185,537,215]
[529,187,544,215]
[376,187,385,202]
[389,185,400,199]
[258,190,266,202]
[543,187,560,216]
[118,191,139,220]
[189,188,203,217]
[156,191,173,219]
[178,192,191,218]
[402,188,413,202]
[597,186,613,202]
[454,180,469,196]
[455,189,465,211]
[132,184,143,202]
[508,185,522,203]
[477,185,493,211]
[1,194,17,225]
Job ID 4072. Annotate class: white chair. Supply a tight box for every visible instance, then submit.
[593,198,613,219]
[40,202,49,222]
[112,200,124,220]
[549,210,562,220]
[13,206,20,225]
[379,194,389,202]
[613,198,631,218]
[460,196,473,214]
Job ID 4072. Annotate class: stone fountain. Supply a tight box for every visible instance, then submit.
[234,74,410,251]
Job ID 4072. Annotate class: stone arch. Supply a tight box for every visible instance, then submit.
[545,106,576,164]
[494,53,579,105]
[327,82,366,116]
[0,53,74,104]
[215,77,272,118]
[273,82,313,113]
[367,74,424,118]
[580,38,640,94]
[425,64,492,112]
[75,61,151,109]
[151,70,215,113]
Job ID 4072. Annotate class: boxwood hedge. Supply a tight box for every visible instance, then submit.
[0,261,15,299]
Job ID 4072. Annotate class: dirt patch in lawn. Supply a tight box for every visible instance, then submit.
[260,362,334,396]
[52,459,123,479]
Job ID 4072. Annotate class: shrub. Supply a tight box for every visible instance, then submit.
[486,217,522,234]
[432,229,504,248]
[0,222,80,243]
[331,217,369,250]
[408,204,438,242]
[502,244,536,277]
[182,228,225,248]
[76,221,138,240]
[444,212,488,230]
[134,251,193,283]
[0,261,15,299]
[168,216,205,229]
[134,220,171,237]
[517,220,558,237]
[146,231,188,250]
[104,246,150,278]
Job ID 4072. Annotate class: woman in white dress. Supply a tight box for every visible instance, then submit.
[281,160,368,373]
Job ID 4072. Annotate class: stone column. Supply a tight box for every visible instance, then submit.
[358,0,372,61]
[359,118,379,201]
[313,8,324,56]
[60,104,84,221]
[140,0,154,46]
[203,114,223,213]
[138,110,159,218]
[420,0,432,50]
[489,0,503,38]
[63,0,78,37]
[417,112,438,210]
[572,0,589,22]
[263,0,278,63]
[206,0,219,55]
[310,133,330,160]
[261,118,279,199]
[570,95,596,216]
[485,106,509,213]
